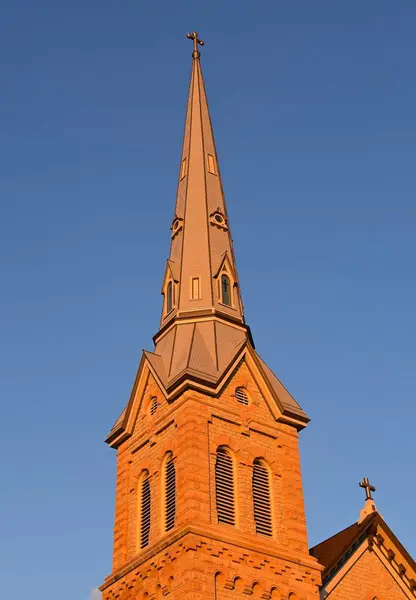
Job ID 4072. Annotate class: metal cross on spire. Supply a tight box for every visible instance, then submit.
[359,477,376,501]
[187,31,204,59]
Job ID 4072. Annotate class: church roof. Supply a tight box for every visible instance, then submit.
[310,511,416,591]
[310,513,377,578]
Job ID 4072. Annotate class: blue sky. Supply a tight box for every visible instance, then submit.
[0,2,415,598]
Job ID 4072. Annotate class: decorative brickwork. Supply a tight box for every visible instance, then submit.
[100,362,322,599]
[102,533,320,599]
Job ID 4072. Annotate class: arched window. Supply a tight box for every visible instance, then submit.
[166,281,173,313]
[221,274,231,306]
[235,386,249,406]
[138,471,151,549]
[215,447,236,525]
[252,459,273,536]
[164,453,176,532]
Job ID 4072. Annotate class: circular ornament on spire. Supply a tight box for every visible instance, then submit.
[171,215,184,239]
[209,209,228,230]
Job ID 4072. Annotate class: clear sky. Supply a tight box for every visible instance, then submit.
[0,2,415,599]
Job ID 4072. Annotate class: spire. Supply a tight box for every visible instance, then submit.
[105,34,310,446]
[148,33,250,394]
[159,32,244,332]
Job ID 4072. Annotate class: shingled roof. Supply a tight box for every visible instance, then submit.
[310,513,377,580]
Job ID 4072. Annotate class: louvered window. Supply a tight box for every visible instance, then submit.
[235,386,249,405]
[140,473,151,548]
[150,396,159,416]
[252,459,273,536]
[215,448,235,525]
[164,454,176,531]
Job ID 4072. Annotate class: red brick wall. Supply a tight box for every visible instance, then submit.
[326,548,409,600]
[102,360,322,599]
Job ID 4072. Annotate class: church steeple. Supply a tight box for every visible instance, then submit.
[159,32,244,331]
[106,34,309,447]
[101,36,320,600]
[148,34,250,398]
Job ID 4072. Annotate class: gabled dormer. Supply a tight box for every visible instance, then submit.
[213,251,241,312]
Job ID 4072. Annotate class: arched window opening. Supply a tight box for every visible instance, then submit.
[215,447,235,525]
[252,459,273,537]
[150,396,159,416]
[233,577,244,592]
[166,281,173,313]
[139,471,151,549]
[155,584,162,600]
[221,274,231,306]
[164,454,176,532]
[235,386,249,406]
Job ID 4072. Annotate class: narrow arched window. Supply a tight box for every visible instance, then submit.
[252,459,273,536]
[164,453,176,532]
[221,274,231,306]
[166,281,173,313]
[139,471,151,548]
[215,447,235,525]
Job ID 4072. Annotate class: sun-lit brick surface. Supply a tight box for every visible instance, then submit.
[325,548,411,600]
[100,363,322,599]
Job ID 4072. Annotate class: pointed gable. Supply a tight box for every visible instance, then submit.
[107,340,309,448]
[311,512,416,598]
[160,260,179,293]
[213,251,238,281]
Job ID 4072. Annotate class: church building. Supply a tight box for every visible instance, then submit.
[99,34,415,600]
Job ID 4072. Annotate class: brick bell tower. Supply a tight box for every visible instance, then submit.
[100,33,323,600]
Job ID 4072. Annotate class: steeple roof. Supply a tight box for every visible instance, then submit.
[151,35,250,390]
[159,37,244,331]
[105,35,309,446]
